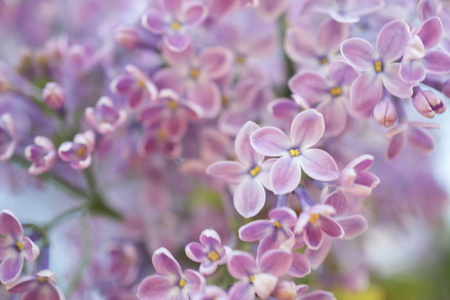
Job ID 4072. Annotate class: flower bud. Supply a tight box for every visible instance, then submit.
[42,82,65,109]
[272,281,297,300]
[116,26,140,50]
[373,100,397,128]
[412,90,446,118]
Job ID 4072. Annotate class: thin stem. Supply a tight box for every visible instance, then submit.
[294,186,315,209]
[276,194,287,208]
[278,13,296,98]
[44,206,87,229]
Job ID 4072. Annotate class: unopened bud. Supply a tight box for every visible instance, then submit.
[273,281,297,300]
[373,100,397,128]
[43,82,65,109]
[412,90,446,118]
[116,26,140,50]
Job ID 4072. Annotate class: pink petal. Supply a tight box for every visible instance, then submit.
[318,19,349,53]
[0,254,23,284]
[299,149,339,182]
[323,190,349,217]
[317,100,348,137]
[301,291,336,300]
[350,73,383,114]
[340,38,376,72]
[417,17,443,49]
[239,220,273,241]
[233,179,266,218]
[407,127,436,154]
[206,161,247,184]
[288,72,329,105]
[187,81,221,119]
[256,0,289,22]
[305,236,332,269]
[245,32,278,59]
[423,51,450,73]
[284,27,319,63]
[338,215,368,240]
[318,216,344,238]
[270,155,302,195]
[290,109,325,149]
[269,207,298,228]
[154,69,185,94]
[268,99,301,120]
[163,0,182,15]
[253,273,278,299]
[141,9,166,34]
[5,276,37,293]
[260,249,293,276]
[229,281,254,300]
[22,237,40,262]
[386,132,406,160]
[0,210,23,240]
[137,275,174,300]
[164,32,191,52]
[304,224,323,250]
[184,269,205,294]
[152,247,182,277]
[228,251,256,280]
[376,20,410,62]
[162,43,194,67]
[200,47,234,79]
[288,252,311,278]
[400,60,426,84]
[250,127,291,157]
[185,242,204,262]
[183,3,207,26]
[235,121,263,167]
[328,61,358,86]
[382,63,413,98]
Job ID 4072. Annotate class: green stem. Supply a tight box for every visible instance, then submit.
[44,206,87,229]
[278,13,296,97]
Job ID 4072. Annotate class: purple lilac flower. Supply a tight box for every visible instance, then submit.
[340,155,380,197]
[372,99,397,128]
[412,88,447,118]
[400,17,450,84]
[0,210,40,284]
[0,113,17,162]
[7,270,65,300]
[138,128,182,159]
[141,0,208,52]
[273,281,336,300]
[185,229,232,276]
[85,96,127,135]
[58,130,95,170]
[192,285,228,300]
[341,20,413,116]
[250,109,339,195]
[227,249,293,300]
[106,242,139,285]
[206,121,275,218]
[24,136,57,176]
[137,247,205,300]
[42,82,65,110]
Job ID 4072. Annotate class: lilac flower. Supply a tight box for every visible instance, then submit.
[340,155,380,197]
[341,20,413,115]
[24,136,57,176]
[255,0,289,22]
[116,26,140,50]
[58,130,95,170]
[85,96,127,135]
[250,109,339,195]
[227,249,293,300]
[185,229,232,276]
[0,113,17,162]
[110,65,158,110]
[373,99,397,128]
[141,0,208,52]
[0,210,40,284]
[138,128,182,159]
[273,281,336,300]
[7,270,65,300]
[288,62,358,137]
[412,88,447,118]
[400,17,450,84]
[42,82,65,110]
[106,243,139,285]
[192,285,228,300]
[137,247,205,300]
[206,121,275,218]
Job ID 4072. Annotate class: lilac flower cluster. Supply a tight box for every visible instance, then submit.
[0,0,449,299]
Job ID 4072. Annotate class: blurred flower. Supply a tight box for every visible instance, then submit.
[85,96,127,135]
[7,270,65,300]
[58,130,95,170]
[24,136,57,175]
[0,113,16,162]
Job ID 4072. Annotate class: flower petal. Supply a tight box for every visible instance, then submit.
[382,63,413,98]
[228,251,256,280]
[400,60,426,84]
[229,281,254,300]
[187,81,221,119]
[386,132,406,160]
[288,72,329,105]
[233,179,266,218]
[141,9,166,34]
[0,210,23,240]
[270,155,301,195]
[376,20,410,62]
[152,248,182,277]
[200,47,234,79]
[338,215,368,240]
[0,254,23,284]
[206,161,247,184]
[290,109,325,149]
[417,17,443,49]
[269,207,298,228]
[423,51,450,73]
[239,220,273,241]
[253,273,278,299]
[323,190,349,217]
[318,216,344,238]
[250,127,291,157]
[305,236,332,269]
[340,38,376,72]
[304,224,323,250]
[299,149,339,182]
[350,73,383,114]
[235,121,263,167]
[287,252,311,278]
[137,275,174,300]
[407,127,436,154]
[184,269,206,294]
[260,249,293,277]
[183,3,207,26]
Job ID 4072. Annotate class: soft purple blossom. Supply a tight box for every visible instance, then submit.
[58,130,95,170]
[185,229,232,276]
[106,243,140,285]
[0,210,40,284]
[138,128,182,159]
[137,247,205,300]
[373,99,397,128]
[42,82,65,110]
[250,109,339,195]
[24,136,57,175]
[85,96,127,135]
[7,270,65,300]
[340,155,380,197]
[0,113,17,162]
[412,88,447,118]
[273,281,336,300]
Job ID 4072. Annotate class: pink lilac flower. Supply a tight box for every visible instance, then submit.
[400,17,450,84]
[288,61,358,137]
[0,210,40,284]
[273,281,336,300]
[141,0,208,52]
[110,65,158,110]
[106,242,140,285]
[0,113,17,162]
[58,130,95,170]
[417,0,450,52]
[139,89,202,141]
[137,247,205,300]
[42,82,65,110]
[340,155,380,198]
[341,20,413,116]
[206,121,275,218]
[185,229,232,276]
[250,109,339,195]
[85,96,127,135]
[6,270,65,300]
[372,99,397,128]
[227,249,293,300]
[24,136,57,175]
[412,88,447,118]
[137,128,182,159]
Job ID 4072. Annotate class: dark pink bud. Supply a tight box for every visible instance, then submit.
[116,26,140,50]
[42,82,65,109]
[373,100,397,128]
[413,90,446,118]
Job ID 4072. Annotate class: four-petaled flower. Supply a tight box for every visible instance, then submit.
[7,270,65,300]
[85,96,127,135]
[340,154,380,197]
[58,130,95,170]
[24,136,57,175]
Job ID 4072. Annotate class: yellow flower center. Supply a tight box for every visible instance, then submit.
[190,68,199,79]
[167,100,178,110]
[137,79,146,88]
[236,55,246,65]
[273,221,282,228]
[374,60,383,72]
[179,278,185,287]
[171,22,181,31]
[330,86,342,97]
[289,149,300,157]
[309,213,320,223]
[249,166,261,177]
[75,145,87,158]
[16,241,24,251]
[38,277,47,284]
[156,129,166,141]
[320,57,328,65]
[249,275,255,284]
[208,250,220,262]
[222,95,230,106]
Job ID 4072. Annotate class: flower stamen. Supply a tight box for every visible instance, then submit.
[249,166,261,177]
[330,86,342,97]
[15,241,24,251]
[249,275,255,284]
[273,221,282,228]
[208,250,220,262]
[309,214,320,223]
[289,149,300,157]
[374,60,383,73]
[179,278,186,287]
[171,22,181,31]
[190,68,199,79]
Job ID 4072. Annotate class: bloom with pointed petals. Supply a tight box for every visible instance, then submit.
[85,96,127,135]
[227,249,293,300]
[0,210,40,284]
[207,121,275,218]
[340,155,380,197]
[7,270,65,300]
[141,0,208,52]
[24,136,57,176]
[185,229,232,276]
[0,113,16,162]
[58,130,95,170]
[341,20,413,115]
[250,109,339,195]
[137,247,205,300]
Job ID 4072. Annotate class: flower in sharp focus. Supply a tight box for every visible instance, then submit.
[137,247,205,300]
[6,270,65,300]
[250,109,339,195]
[0,210,40,284]
[185,229,232,276]
[85,96,127,135]
[0,113,17,162]
[24,136,57,175]
[58,130,95,170]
